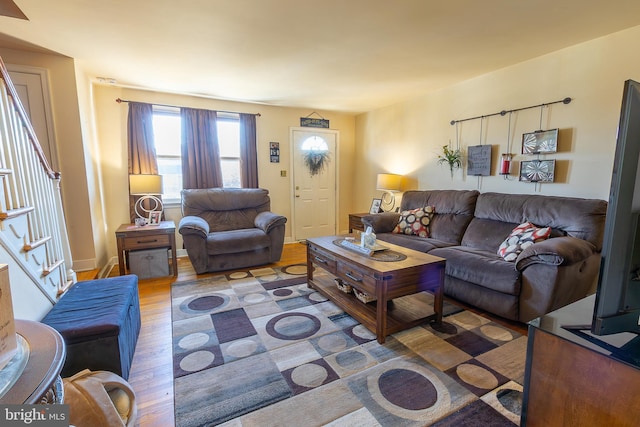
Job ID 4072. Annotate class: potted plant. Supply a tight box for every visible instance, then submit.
[437,143,463,178]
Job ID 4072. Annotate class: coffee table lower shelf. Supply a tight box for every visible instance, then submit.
[308,271,440,343]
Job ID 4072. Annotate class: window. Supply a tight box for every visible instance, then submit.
[217,118,241,188]
[153,109,182,202]
[153,108,241,203]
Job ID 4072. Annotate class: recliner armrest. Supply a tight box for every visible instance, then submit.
[515,236,596,271]
[361,212,400,233]
[178,216,210,238]
[255,211,287,233]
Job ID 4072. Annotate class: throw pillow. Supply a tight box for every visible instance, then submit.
[498,221,551,262]
[393,206,435,238]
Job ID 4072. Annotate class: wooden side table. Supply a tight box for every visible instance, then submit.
[0,320,66,404]
[348,212,369,233]
[116,220,177,277]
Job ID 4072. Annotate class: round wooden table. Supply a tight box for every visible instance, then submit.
[0,319,66,404]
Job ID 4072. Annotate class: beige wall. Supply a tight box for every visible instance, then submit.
[0,47,98,271]
[354,25,640,212]
[91,85,357,263]
[6,23,640,273]
[74,60,110,271]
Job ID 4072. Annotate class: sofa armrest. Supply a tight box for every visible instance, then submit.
[178,215,210,238]
[361,212,400,233]
[255,211,287,233]
[515,236,596,271]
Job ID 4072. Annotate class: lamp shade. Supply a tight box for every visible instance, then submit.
[376,173,402,192]
[129,174,163,195]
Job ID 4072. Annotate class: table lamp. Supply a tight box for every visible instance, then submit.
[129,174,163,224]
[376,173,402,212]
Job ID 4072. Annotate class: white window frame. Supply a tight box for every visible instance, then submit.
[153,108,242,204]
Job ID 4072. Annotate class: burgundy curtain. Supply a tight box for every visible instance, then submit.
[239,113,258,188]
[127,102,158,223]
[180,107,223,189]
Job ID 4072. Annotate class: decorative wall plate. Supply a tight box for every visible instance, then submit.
[519,160,556,182]
[522,129,559,154]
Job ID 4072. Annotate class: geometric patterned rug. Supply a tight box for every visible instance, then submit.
[171,264,526,426]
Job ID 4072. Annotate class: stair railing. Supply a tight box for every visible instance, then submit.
[0,56,75,300]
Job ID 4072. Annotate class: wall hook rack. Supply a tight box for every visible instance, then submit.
[450,97,571,126]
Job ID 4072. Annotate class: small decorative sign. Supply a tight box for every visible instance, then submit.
[300,117,329,128]
[467,145,492,176]
[270,142,280,163]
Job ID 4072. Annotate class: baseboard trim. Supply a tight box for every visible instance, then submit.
[72,258,97,272]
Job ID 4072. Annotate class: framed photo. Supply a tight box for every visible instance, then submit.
[467,145,491,176]
[369,198,382,214]
[522,129,559,154]
[269,142,280,163]
[148,211,161,225]
[519,159,556,182]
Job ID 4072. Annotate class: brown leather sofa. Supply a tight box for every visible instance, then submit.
[362,190,607,322]
[178,188,287,274]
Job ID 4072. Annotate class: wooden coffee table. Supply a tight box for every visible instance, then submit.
[306,235,445,343]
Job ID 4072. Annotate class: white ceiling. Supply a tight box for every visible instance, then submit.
[2,0,640,113]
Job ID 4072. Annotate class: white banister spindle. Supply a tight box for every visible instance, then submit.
[0,56,75,297]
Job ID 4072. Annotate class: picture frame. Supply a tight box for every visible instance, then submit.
[522,129,559,154]
[148,211,161,225]
[466,145,491,176]
[519,159,556,182]
[369,198,382,214]
[270,142,280,163]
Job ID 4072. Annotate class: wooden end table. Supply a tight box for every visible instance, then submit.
[307,235,445,343]
[0,320,65,404]
[115,220,177,277]
[348,213,369,233]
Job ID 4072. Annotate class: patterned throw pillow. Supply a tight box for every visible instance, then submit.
[498,221,551,262]
[393,206,435,238]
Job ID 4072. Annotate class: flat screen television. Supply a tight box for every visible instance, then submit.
[592,79,640,336]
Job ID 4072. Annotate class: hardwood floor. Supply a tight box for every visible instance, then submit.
[82,242,526,427]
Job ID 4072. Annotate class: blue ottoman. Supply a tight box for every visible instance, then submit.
[41,275,141,380]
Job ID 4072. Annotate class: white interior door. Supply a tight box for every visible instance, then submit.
[291,128,338,241]
[7,65,58,171]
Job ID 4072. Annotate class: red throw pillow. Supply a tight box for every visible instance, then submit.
[498,221,551,262]
[393,206,435,238]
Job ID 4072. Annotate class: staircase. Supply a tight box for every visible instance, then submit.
[0,57,75,319]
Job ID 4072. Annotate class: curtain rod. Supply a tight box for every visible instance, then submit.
[115,98,261,116]
[450,97,571,126]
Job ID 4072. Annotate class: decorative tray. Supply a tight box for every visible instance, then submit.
[332,238,407,262]
[338,238,387,256]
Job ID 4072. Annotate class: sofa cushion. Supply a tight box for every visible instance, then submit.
[182,188,271,232]
[461,218,519,252]
[393,206,435,237]
[430,246,521,295]
[207,228,271,255]
[399,190,479,244]
[376,233,454,253]
[473,192,607,250]
[498,222,551,262]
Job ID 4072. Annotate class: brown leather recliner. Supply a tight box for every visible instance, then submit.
[178,188,287,274]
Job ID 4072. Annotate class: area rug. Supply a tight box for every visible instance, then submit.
[171,264,526,426]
